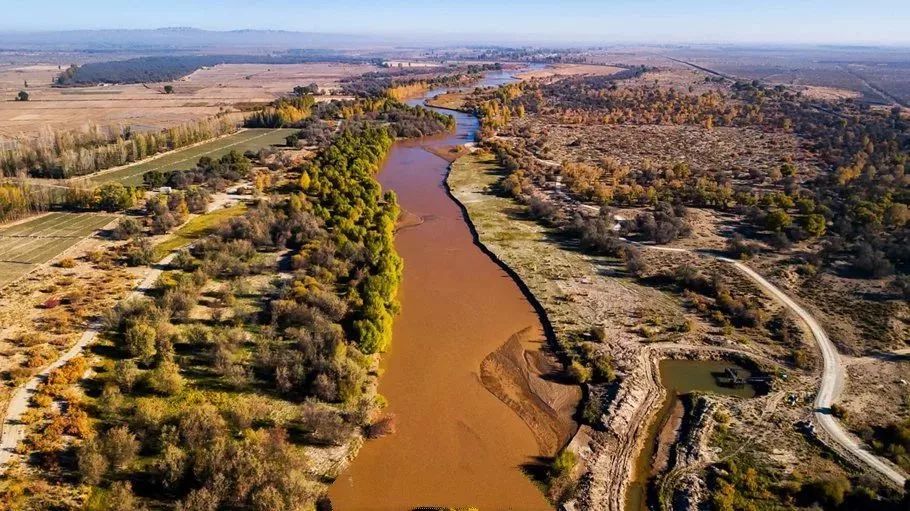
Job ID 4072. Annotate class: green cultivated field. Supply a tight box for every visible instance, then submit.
[0,212,116,288]
[89,128,297,186]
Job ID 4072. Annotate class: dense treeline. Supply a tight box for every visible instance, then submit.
[0,116,236,179]
[302,125,400,353]
[287,97,455,141]
[55,53,373,86]
[0,183,57,223]
[244,95,315,128]
[340,63,501,98]
[49,125,402,510]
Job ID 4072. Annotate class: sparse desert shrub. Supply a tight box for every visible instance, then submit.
[125,238,155,266]
[569,360,592,383]
[112,217,143,240]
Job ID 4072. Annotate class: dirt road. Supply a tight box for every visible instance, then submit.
[0,252,175,473]
[722,257,907,487]
[636,240,906,486]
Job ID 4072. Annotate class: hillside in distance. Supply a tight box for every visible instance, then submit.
[0,27,380,51]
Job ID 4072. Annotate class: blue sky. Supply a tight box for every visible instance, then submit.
[3,0,909,45]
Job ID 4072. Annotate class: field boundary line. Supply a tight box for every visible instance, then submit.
[92,128,287,185]
[0,215,120,291]
[68,128,247,183]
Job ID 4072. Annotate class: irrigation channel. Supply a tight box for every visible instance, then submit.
[329,67,577,509]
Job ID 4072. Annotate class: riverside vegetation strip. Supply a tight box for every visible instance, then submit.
[0,97,459,509]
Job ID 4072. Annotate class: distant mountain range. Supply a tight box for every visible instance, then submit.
[0,27,383,51]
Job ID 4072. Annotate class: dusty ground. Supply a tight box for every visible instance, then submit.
[0,235,138,412]
[840,354,910,434]
[0,62,373,140]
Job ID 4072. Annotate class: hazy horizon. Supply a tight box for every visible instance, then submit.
[2,0,910,46]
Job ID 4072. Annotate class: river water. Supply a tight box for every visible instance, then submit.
[329,69,557,510]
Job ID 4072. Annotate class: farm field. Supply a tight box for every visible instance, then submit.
[0,212,116,288]
[87,128,297,185]
[0,62,372,140]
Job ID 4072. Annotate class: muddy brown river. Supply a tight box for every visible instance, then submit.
[329,72,561,510]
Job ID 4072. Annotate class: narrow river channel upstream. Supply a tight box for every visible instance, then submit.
[329,70,559,510]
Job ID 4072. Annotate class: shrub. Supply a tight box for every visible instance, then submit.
[113,359,140,393]
[102,425,139,471]
[830,403,849,420]
[112,217,143,240]
[799,476,851,508]
[56,258,76,268]
[77,437,108,485]
[146,360,184,395]
[569,360,592,383]
[550,448,576,481]
[124,322,157,363]
[125,238,155,266]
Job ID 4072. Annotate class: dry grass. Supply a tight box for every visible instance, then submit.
[516,64,626,81]
[0,62,374,140]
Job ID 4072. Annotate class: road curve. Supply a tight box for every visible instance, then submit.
[620,239,905,486]
[721,257,907,487]
[0,253,175,472]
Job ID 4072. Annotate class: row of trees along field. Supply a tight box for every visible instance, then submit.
[0,116,236,179]
[244,95,315,128]
[340,63,501,98]
[0,182,57,223]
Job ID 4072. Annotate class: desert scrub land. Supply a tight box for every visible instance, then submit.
[0,235,137,413]
[446,151,869,510]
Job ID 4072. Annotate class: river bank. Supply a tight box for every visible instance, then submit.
[329,69,577,510]
[446,151,787,511]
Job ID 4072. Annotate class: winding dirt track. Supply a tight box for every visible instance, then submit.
[722,257,907,487]
[638,242,907,487]
[0,253,175,473]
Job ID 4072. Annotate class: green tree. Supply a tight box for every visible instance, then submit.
[15,90,28,101]
[102,425,139,470]
[764,209,792,232]
[77,437,108,485]
[146,360,184,395]
[125,322,157,363]
[95,183,138,212]
[164,85,174,94]
[802,213,826,237]
[113,359,140,392]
